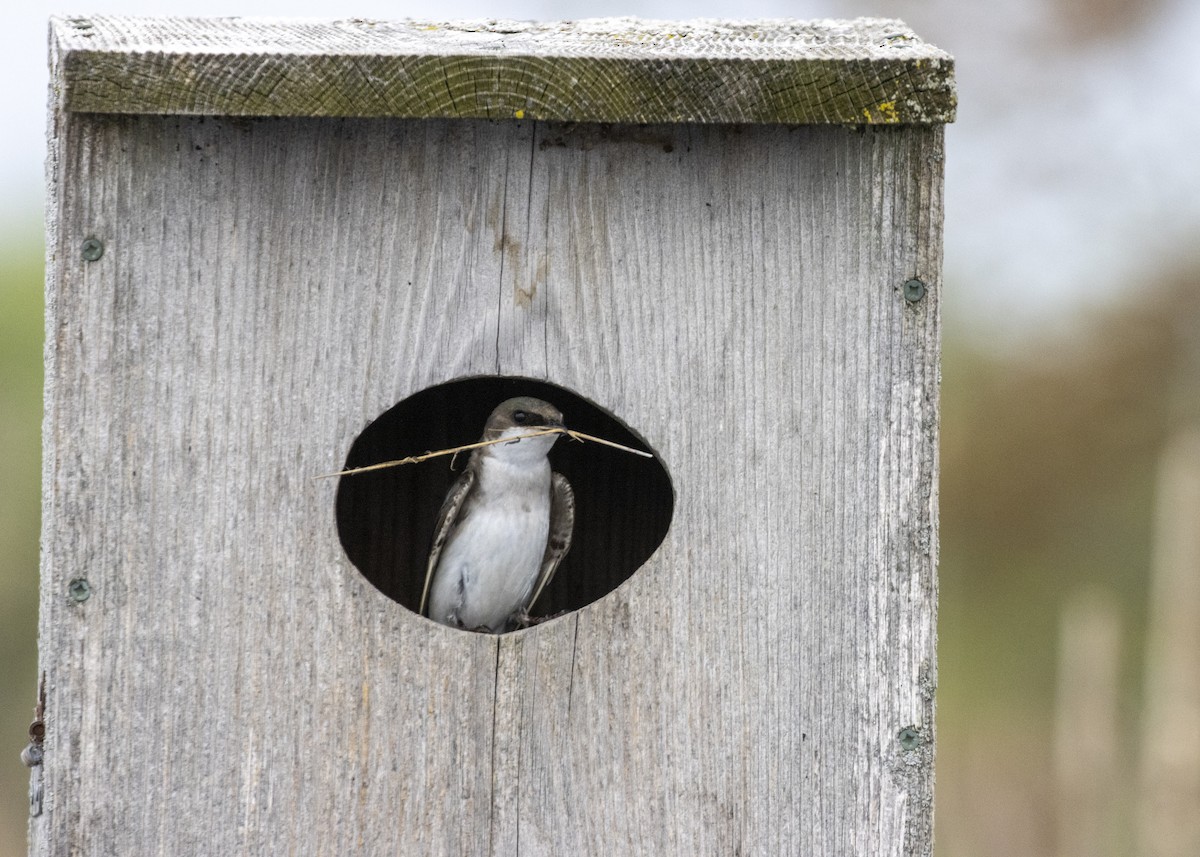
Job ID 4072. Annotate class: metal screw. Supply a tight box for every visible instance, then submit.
[68,578,91,603]
[20,743,43,768]
[898,726,922,750]
[81,238,104,262]
[902,279,926,303]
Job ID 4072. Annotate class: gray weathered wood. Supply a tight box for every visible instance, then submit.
[39,16,945,857]
[50,15,955,124]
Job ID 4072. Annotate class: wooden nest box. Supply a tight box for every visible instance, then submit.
[37,15,953,856]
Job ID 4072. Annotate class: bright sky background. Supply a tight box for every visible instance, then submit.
[5,0,1199,333]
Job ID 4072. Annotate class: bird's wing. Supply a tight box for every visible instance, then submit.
[526,472,575,613]
[419,465,476,617]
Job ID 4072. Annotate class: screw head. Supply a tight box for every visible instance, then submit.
[67,578,91,603]
[20,743,43,768]
[898,726,922,750]
[81,238,104,262]
[902,278,926,303]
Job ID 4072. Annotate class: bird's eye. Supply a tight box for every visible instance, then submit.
[512,409,547,426]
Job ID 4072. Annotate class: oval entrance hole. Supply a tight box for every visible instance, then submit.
[335,377,674,625]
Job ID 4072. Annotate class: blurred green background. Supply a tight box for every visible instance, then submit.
[4,0,1200,855]
[1,225,45,855]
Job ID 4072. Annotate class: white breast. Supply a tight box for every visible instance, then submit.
[428,448,553,632]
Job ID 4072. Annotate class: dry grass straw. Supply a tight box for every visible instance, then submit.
[317,428,652,479]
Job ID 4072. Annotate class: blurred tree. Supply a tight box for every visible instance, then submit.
[937,263,1200,857]
[1050,0,1166,45]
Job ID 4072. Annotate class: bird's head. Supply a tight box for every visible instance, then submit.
[482,397,566,460]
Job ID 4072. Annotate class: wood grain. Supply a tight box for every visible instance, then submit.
[50,16,955,125]
[39,55,943,857]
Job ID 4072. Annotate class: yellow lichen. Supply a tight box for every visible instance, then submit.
[862,101,901,124]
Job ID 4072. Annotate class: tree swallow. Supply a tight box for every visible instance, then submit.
[419,397,575,633]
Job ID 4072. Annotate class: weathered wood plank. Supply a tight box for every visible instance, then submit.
[49,16,954,124]
[40,111,940,855]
